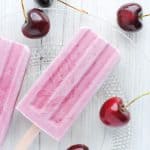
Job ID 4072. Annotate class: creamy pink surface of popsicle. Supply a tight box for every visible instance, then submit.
[0,38,30,145]
[17,28,120,141]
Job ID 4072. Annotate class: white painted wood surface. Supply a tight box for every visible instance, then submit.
[0,0,150,150]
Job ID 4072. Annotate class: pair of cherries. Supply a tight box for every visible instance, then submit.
[21,0,86,39]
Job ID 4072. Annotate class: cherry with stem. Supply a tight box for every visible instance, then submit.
[100,91,150,127]
[21,0,50,39]
[117,3,150,32]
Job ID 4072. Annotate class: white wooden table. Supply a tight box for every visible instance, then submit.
[0,0,150,150]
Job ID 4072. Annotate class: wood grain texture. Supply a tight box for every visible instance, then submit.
[0,0,150,150]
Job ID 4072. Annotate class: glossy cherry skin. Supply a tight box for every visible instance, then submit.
[67,144,89,150]
[117,3,143,31]
[100,97,130,127]
[35,0,53,7]
[22,8,50,39]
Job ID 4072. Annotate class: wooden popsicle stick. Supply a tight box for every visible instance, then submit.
[15,125,40,150]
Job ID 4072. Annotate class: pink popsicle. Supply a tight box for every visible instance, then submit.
[17,28,120,141]
[0,38,30,145]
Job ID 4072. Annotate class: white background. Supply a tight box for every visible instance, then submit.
[0,0,150,150]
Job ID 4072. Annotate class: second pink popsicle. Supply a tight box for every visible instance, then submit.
[0,38,30,145]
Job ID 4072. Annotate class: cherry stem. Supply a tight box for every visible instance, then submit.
[57,0,88,14]
[125,91,150,108]
[21,0,28,22]
[141,14,150,19]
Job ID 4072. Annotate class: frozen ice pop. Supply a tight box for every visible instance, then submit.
[0,38,30,145]
[17,28,120,142]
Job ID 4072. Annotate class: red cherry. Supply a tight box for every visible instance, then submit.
[100,97,130,127]
[22,8,50,39]
[67,144,89,150]
[100,92,150,127]
[35,0,53,7]
[117,3,143,31]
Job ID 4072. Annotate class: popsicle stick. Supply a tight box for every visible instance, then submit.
[15,125,40,150]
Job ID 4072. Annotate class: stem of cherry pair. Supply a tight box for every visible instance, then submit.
[21,0,28,22]
[57,0,88,14]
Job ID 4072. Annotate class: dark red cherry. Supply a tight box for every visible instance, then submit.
[22,8,50,39]
[100,97,130,127]
[67,144,89,150]
[117,3,143,31]
[35,0,53,7]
